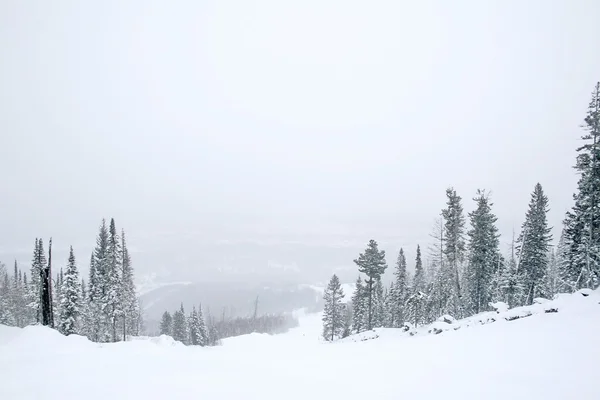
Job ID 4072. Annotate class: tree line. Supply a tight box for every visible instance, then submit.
[0,218,143,342]
[158,302,298,346]
[322,82,600,341]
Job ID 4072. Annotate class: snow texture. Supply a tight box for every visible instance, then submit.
[0,290,598,399]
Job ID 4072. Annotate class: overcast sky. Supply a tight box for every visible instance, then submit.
[1,0,599,277]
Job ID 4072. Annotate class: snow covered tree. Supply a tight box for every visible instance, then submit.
[172,304,188,344]
[40,238,54,328]
[120,230,137,340]
[516,183,552,305]
[58,247,81,335]
[106,218,122,341]
[341,303,352,338]
[90,220,110,341]
[372,278,385,328]
[0,262,14,325]
[563,82,600,291]
[413,245,425,294]
[442,187,466,318]
[160,311,173,336]
[391,248,408,327]
[353,240,387,330]
[322,274,346,341]
[29,238,46,323]
[465,190,500,314]
[351,276,367,333]
[406,245,426,326]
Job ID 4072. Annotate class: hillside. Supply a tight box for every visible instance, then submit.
[1,290,598,400]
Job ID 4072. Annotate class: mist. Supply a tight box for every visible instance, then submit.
[1,0,599,287]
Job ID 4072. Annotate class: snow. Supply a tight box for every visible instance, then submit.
[1,290,598,399]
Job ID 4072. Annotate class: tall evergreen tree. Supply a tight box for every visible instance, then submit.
[441,188,466,318]
[353,240,387,330]
[392,248,408,327]
[29,238,46,323]
[59,247,81,335]
[90,220,109,342]
[172,304,188,344]
[351,276,367,333]
[406,245,426,326]
[160,311,173,336]
[372,278,385,328]
[516,183,552,305]
[465,190,500,314]
[322,274,346,341]
[106,218,122,341]
[120,230,137,340]
[563,82,600,290]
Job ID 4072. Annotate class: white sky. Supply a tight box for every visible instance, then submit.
[1,0,599,276]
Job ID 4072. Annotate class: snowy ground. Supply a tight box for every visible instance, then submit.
[1,292,598,400]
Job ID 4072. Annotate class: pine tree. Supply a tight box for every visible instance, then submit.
[106,218,122,341]
[159,311,173,336]
[40,238,54,328]
[407,245,426,326]
[89,219,110,341]
[120,230,137,340]
[392,248,408,327]
[0,262,14,325]
[172,304,188,344]
[59,247,81,335]
[196,305,209,346]
[442,188,466,318]
[351,276,367,333]
[29,238,46,323]
[322,274,346,341]
[372,278,385,328]
[465,190,501,314]
[353,240,387,330]
[563,82,600,290]
[516,183,552,305]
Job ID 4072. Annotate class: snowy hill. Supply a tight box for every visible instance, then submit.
[1,290,598,399]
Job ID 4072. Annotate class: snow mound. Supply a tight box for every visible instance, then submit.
[341,289,600,342]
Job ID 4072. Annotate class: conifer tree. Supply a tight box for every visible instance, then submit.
[372,279,385,328]
[442,188,466,317]
[172,304,188,344]
[563,82,600,290]
[160,311,173,336]
[59,247,81,335]
[516,184,552,305]
[120,230,137,340]
[29,238,46,323]
[351,276,367,333]
[196,305,209,346]
[90,220,110,341]
[465,190,500,314]
[392,248,408,327]
[106,218,122,341]
[322,274,345,341]
[353,240,387,330]
[0,262,14,325]
[406,245,426,326]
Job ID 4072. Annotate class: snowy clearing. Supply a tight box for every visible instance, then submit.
[1,290,598,400]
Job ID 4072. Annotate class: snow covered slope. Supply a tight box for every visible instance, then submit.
[0,290,598,400]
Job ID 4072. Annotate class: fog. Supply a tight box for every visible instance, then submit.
[1,0,600,285]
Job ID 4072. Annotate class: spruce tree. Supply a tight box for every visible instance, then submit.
[106,218,122,341]
[29,238,46,323]
[353,240,387,330]
[516,183,552,305]
[172,304,188,344]
[563,82,600,290]
[59,247,81,335]
[465,190,500,314]
[441,187,466,318]
[322,274,346,341]
[120,230,137,340]
[196,305,209,346]
[160,311,173,336]
[372,279,385,328]
[351,276,367,333]
[0,262,14,325]
[407,245,426,326]
[392,248,408,327]
[91,220,109,341]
